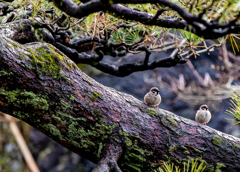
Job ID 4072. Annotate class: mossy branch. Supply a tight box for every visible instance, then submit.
[0,36,240,172]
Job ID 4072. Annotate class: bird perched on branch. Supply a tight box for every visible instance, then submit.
[144,87,161,108]
[195,105,211,125]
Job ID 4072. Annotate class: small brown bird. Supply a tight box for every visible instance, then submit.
[195,105,211,125]
[144,87,161,108]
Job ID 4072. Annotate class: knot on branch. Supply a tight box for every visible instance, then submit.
[168,54,187,67]
[94,47,104,61]
[175,54,188,64]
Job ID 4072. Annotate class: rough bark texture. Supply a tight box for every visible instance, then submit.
[0,35,240,172]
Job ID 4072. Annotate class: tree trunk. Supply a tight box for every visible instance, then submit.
[0,24,239,172]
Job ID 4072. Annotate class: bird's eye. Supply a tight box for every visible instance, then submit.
[152,91,155,94]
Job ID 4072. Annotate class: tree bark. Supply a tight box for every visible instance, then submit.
[0,32,240,172]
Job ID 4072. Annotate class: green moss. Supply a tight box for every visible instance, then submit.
[132,104,145,112]
[52,114,66,125]
[84,88,89,93]
[192,147,203,154]
[62,116,115,152]
[84,80,93,86]
[133,104,141,108]
[70,95,75,101]
[181,146,187,150]
[125,163,141,172]
[125,137,132,147]
[73,63,78,70]
[97,142,103,158]
[89,90,103,101]
[43,124,62,139]
[20,91,36,98]
[0,89,19,103]
[23,44,74,80]
[184,150,190,155]
[11,42,18,48]
[55,93,61,97]
[0,70,11,76]
[93,110,105,118]
[212,135,223,146]
[118,129,155,171]
[0,89,49,112]
[128,153,146,162]
[166,117,178,127]
[57,111,75,119]
[89,96,96,102]
[147,108,157,117]
[60,99,72,110]
[68,124,78,140]
[72,141,80,148]
[86,140,95,146]
[93,91,102,98]
[168,145,176,154]
[31,97,49,110]
[216,163,226,169]
[234,142,240,149]
[161,118,167,126]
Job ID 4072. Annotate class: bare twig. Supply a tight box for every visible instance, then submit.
[187,60,205,86]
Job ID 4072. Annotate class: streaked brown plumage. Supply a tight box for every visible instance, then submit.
[144,87,161,107]
[195,104,211,125]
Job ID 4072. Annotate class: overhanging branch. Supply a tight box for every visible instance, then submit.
[51,0,240,39]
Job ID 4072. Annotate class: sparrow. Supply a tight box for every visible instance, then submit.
[195,104,211,125]
[144,87,161,108]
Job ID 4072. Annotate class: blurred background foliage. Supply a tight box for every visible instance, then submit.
[0,121,30,172]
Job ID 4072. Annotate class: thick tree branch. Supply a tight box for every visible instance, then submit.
[99,53,187,77]
[108,4,186,28]
[34,24,187,77]
[108,4,240,39]
[0,36,239,171]
[0,19,36,43]
[51,0,240,39]
[52,0,105,18]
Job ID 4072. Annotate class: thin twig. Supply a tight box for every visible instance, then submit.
[2,113,40,172]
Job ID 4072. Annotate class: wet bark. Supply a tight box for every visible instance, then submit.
[0,33,240,172]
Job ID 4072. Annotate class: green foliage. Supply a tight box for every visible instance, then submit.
[226,90,240,125]
[156,158,206,172]
[5,0,240,57]
[180,30,203,45]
